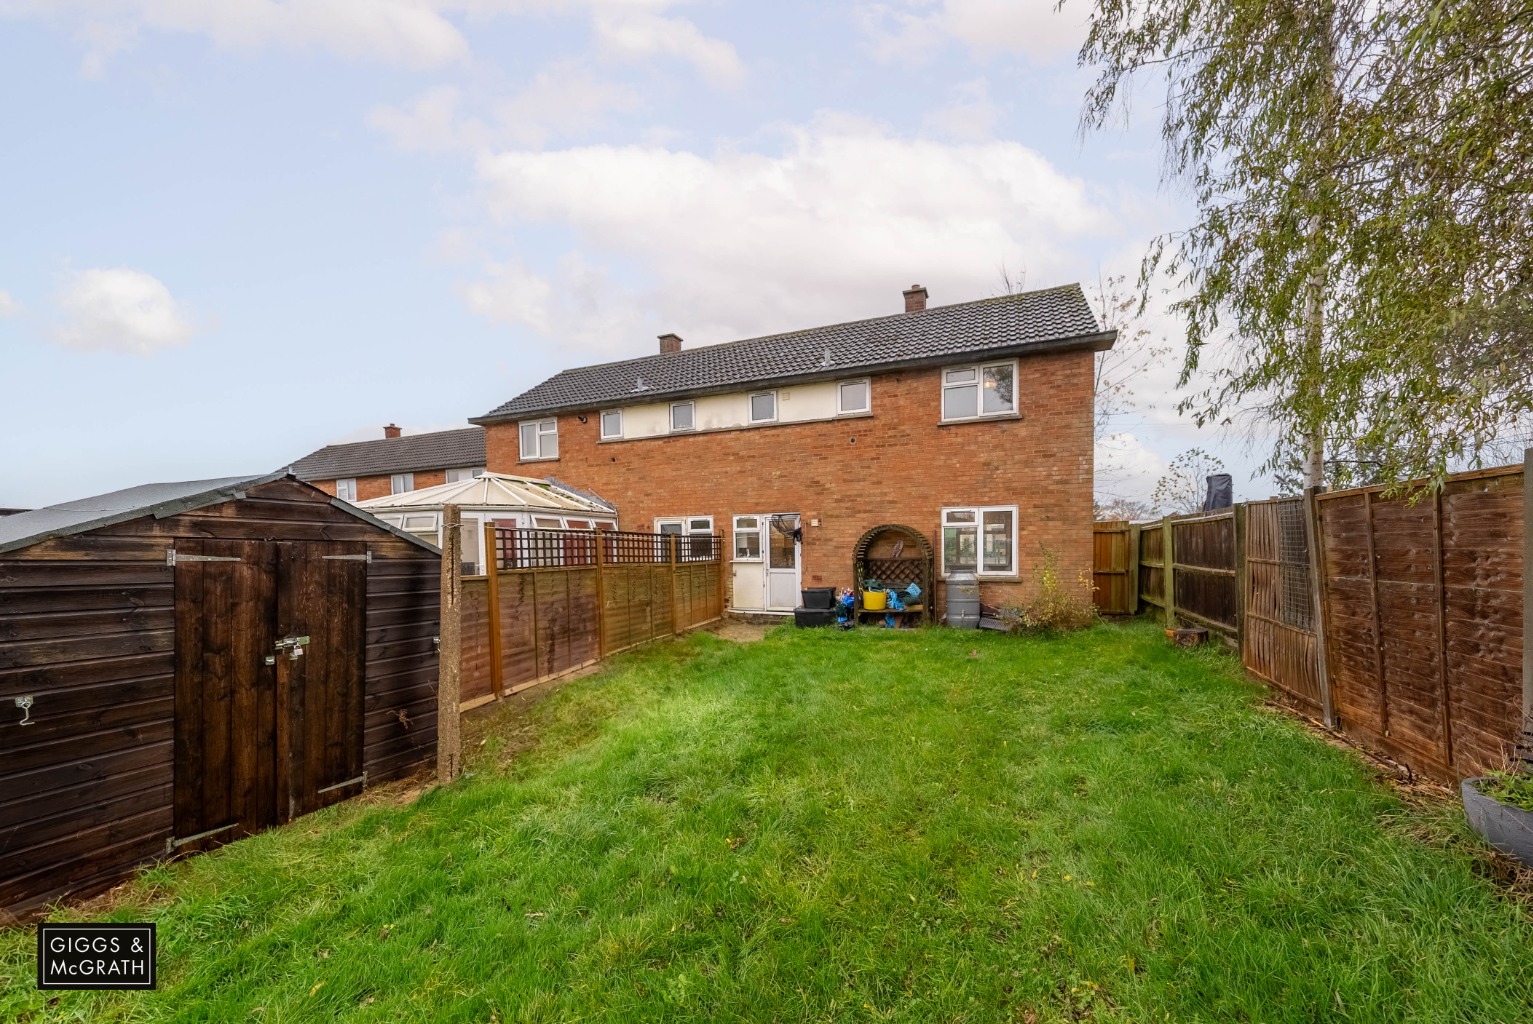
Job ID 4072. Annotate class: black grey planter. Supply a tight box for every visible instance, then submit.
[1461,777,1533,868]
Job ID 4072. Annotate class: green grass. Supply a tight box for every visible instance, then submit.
[4,622,1531,1022]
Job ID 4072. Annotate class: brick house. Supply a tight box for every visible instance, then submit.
[470,284,1115,617]
[289,425,486,502]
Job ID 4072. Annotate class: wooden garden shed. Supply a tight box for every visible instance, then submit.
[0,472,441,920]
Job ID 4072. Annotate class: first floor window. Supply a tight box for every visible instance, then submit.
[335,478,357,502]
[601,409,623,439]
[670,401,695,431]
[390,473,414,494]
[941,506,1017,577]
[445,467,485,483]
[749,391,777,423]
[520,418,558,460]
[942,361,1017,420]
[733,515,762,560]
[837,378,870,415]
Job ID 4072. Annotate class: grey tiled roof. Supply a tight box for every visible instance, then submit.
[288,427,486,481]
[474,284,1111,422]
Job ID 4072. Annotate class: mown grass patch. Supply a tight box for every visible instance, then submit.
[3,622,1530,1022]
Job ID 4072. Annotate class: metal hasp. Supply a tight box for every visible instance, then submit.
[275,635,312,660]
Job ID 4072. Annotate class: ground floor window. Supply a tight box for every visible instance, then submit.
[655,516,716,560]
[940,505,1017,577]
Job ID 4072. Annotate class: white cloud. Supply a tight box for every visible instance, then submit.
[10,0,470,71]
[591,10,744,88]
[859,0,1087,64]
[0,289,20,317]
[369,64,643,153]
[462,116,1118,355]
[51,267,197,354]
[923,78,1002,141]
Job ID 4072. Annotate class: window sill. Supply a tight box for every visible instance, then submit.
[940,574,1021,582]
[518,456,560,464]
[937,412,1022,426]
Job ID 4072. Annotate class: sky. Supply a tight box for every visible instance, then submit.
[0,0,1275,512]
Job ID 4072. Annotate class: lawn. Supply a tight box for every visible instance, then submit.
[4,622,1531,1023]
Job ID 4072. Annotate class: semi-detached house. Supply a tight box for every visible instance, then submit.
[471,284,1116,617]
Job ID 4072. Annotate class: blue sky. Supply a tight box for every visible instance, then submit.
[0,0,1268,511]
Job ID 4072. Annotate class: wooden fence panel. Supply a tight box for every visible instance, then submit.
[1139,526,1165,612]
[1317,466,1525,777]
[1242,498,1323,716]
[1092,522,1133,614]
[1171,512,1237,633]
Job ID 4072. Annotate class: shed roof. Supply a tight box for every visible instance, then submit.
[473,284,1114,423]
[289,426,485,481]
[0,472,440,556]
[357,473,617,516]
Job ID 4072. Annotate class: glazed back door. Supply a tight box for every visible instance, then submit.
[275,542,367,821]
[173,539,279,850]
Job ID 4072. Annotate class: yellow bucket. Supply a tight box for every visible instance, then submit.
[862,589,887,610]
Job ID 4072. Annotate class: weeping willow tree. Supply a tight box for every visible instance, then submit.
[1074,0,1533,488]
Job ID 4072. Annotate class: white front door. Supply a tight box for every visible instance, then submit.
[765,514,801,610]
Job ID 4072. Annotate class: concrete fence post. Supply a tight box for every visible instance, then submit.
[437,504,462,784]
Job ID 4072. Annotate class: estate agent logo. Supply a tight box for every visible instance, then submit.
[37,923,157,990]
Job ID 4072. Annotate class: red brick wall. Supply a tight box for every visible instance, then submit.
[483,352,1095,613]
[309,470,446,502]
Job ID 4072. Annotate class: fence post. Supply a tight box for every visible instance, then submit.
[437,505,462,784]
[1233,503,1248,656]
[1126,523,1141,616]
[483,522,504,699]
[1304,485,1337,730]
[1523,448,1532,727]
[1162,516,1176,628]
[716,534,727,619]
[593,528,607,659]
[669,533,680,636]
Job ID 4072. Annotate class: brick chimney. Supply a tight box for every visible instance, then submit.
[383,423,402,439]
[658,333,683,355]
[903,284,928,313]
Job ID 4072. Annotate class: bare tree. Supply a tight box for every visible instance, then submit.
[1151,448,1225,515]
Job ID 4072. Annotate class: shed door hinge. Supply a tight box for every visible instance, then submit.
[166,549,243,566]
[322,551,371,562]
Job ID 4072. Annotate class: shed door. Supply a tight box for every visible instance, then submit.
[173,539,279,849]
[275,542,367,820]
[173,540,366,851]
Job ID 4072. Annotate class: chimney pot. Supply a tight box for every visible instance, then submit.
[383,423,402,439]
[903,284,928,313]
[658,333,683,355]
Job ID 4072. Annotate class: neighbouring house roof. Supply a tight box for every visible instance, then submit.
[473,284,1114,423]
[0,472,440,556]
[288,427,486,481]
[357,473,617,517]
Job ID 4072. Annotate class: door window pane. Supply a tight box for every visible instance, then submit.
[769,526,796,569]
[982,364,1015,414]
[982,509,1014,573]
[735,529,761,560]
[658,521,684,534]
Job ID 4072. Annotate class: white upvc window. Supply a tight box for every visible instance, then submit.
[749,391,777,423]
[941,360,1017,421]
[941,505,1018,577]
[335,478,357,502]
[444,467,485,483]
[732,515,763,561]
[519,418,559,460]
[601,409,623,439]
[656,515,715,560]
[670,401,695,431]
[390,473,414,494]
[837,378,871,415]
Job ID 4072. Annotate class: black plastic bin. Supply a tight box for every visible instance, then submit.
[794,607,837,628]
[801,587,836,610]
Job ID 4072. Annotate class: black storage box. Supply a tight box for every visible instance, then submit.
[794,606,837,628]
[801,587,836,610]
